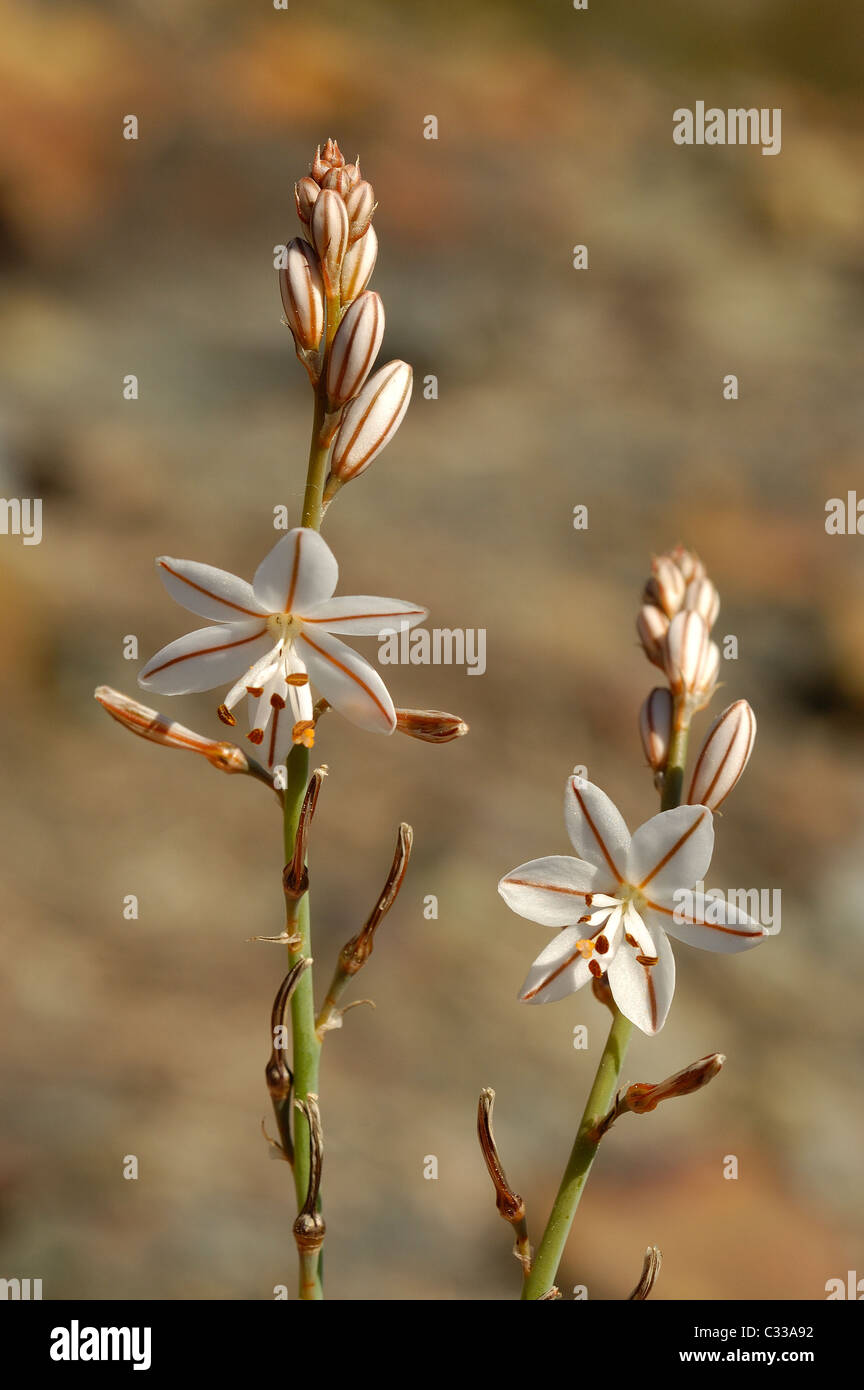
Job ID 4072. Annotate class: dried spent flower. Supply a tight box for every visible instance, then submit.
[688,699,756,811]
[628,1246,663,1301]
[95,685,258,778]
[395,708,469,743]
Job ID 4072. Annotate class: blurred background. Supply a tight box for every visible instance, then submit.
[1,0,863,1301]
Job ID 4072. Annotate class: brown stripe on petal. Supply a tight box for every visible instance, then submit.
[302,608,426,625]
[644,897,762,936]
[145,627,268,677]
[504,877,593,902]
[339,365,410,478]
[284,534,303,613]
[571,783,625,882]
[522,946,590,1001]
[157,561,263,617]
[638,809,707,890]
[297,631,391,720]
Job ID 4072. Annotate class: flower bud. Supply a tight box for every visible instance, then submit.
[644,556,686,618]
[663,610,709,696]
[294,176,320,227]
[345,179,376,245]
[342,161,361,186]
[395,708,469,743]
[666,545,705,584]
[688,699,755,810]
[311,138,345,184]
[340,225,378,303]
[636,604,669,667]
[278,238,324,351]
[310,189,349,296]
[329,360,413,483]
[326,291,385,406]
[684,576,720,629]
[693,639,720,707]
[639,687,672,772]
[321,166,353,198]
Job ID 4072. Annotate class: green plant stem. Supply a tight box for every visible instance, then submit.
[282,286,342,1300]
[522,703,693,1300]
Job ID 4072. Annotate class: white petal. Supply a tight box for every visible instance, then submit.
[299,594,428,634]
[607,930,676,1035]
[644,892,766,954]
[498,856,601,927]
[518,926,597,1005]
[284,646,314,725]
[627,804,714,904]
[253,529,338,614]
[155,557,266,622]
[297,626,395,733]
[564,777,630,883]
[138,622,271,695]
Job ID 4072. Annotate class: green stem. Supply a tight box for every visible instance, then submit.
[521,701,693,1300]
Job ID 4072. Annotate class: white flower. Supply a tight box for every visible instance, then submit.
[139,527,426,767]
[498,777,766,1034]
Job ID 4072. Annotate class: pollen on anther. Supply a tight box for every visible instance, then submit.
[636,953,659,967]
[217,704,236,726]
[271,693,286,710]
[625,932,639,948]
[246,686,264,698]
[286,673,310,687]
[585,893,593,906]
[248,728,265,745]
[588,959,603,978]
[595,934,610,955]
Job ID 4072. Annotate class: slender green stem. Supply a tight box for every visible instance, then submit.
[522,1008,633,1300]
[522,700,693,1300]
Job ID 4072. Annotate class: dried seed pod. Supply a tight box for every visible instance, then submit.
[340,225,378,303]
[637,604,669,668]
[310,189,349,296]
[278,238,324,351]
[294,176,320,227]
[639,687,673,772]
[329,360,413,483]
[688,700,755,810]
[326,291,385,406]
[345,179,376,245]
[663,610,709,696]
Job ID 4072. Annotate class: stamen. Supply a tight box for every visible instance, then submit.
[286,673,310,687]
[588,959,603,978]
[271,693,287,710]
[248,728,264,745]
[217,704,236,726]
[595,934,610,955]
[246,685,264,698]
[292,720,315,749]
[636,953,659,967]
[625,932,639,948]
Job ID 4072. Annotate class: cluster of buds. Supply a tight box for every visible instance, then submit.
[636,548,755,809]
[280,138,412,504]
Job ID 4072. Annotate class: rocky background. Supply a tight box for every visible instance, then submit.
[1,0,862,1299]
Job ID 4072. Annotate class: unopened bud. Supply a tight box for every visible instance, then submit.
[328,359,413,487]
[310,189,348,296]
[342,161,361,186]
[278,238,324,351]
[321,137,345,169]
[663,610,709,697]
[625,1053,725,1114]
[321,166,353,198]
[639,688,672,772]
[345,179,376,245]
[294,176,320,227]
[340,225,378,303]
[95,685,250,775]
[395,708,469,743]
[326,290,385,406]
[688,699,755,810]
[693,639,720,708]
[667,545,705,584]
[645,555,686,619]
[636,604,669,668]
[684,576,720,629]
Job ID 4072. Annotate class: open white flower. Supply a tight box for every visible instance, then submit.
[139,528,426,767]
[498,777,766,1034]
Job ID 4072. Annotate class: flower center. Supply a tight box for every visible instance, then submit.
[618,882,648,914]
[267,612,303,644]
